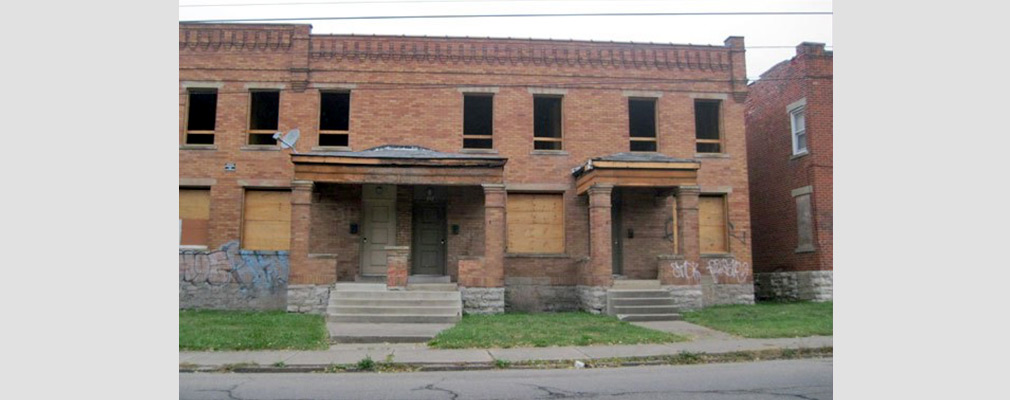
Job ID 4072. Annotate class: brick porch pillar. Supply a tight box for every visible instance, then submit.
[481,184,506,287]
[675,185,701,265]
[289,180,314,284]
[586,184,615,288]
[660,185,704,310]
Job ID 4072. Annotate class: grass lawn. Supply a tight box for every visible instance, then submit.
[428,312,688,349]
[179,310,329,351]
[682,301,832,338]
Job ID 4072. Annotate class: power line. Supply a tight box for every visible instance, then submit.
[181,11,833,23]
[181,0,690,7]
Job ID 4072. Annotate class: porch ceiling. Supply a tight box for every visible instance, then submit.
[572,152,700,195]
[292,145,506,185]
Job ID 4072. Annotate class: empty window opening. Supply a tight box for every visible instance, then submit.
[463,94,493,149]
[533,96,563,150]
[629,98,657,152]
[319,91,350,147]
[248,90,280,145]
[695,100,721,153]
[185,90,217,145]
[791,107,807,154]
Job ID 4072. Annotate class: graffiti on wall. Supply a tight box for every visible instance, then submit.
[669,260,702,284]
[179,241,289,294]
[705,258,751,284]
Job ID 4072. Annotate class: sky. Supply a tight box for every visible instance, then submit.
[178,0,833,80]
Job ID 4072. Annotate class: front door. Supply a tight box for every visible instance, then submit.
[611,189,623,275]
[360,184,397,276]
[412,202,447,275]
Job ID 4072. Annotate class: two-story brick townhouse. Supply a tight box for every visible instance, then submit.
[745,42,832,301]
[179,23,756,320]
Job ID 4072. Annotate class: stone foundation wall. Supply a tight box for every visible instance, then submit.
[754,271,833,302]
[702,280,756,306]
[577,285,608,314]
[504,278,579,312]
[663,285,703,310]
[286,285,331,314]
[179,241,289,310]
[460,287,505,314]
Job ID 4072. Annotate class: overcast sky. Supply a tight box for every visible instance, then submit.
[179,0,833,80]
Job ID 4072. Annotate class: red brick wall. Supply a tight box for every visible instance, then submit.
[745,43,832,274]
[620,188,675,279]
[180,24,753,285]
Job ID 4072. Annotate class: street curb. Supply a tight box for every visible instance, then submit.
[179,346,832,373]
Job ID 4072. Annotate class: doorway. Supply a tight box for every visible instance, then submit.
[360,184,396,276]
[411,201,447,276]
[611,189,623,275]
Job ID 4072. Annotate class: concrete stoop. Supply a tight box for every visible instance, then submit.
[326,282,463,343]
[607,280,681,322]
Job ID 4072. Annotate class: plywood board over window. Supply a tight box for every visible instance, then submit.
[506,193,564,254]
[179,189,210,246]
[243,190,291,251]
[699,195,728,254]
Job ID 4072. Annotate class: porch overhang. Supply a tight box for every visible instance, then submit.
[572,152,700,195]
[292,145,507,185]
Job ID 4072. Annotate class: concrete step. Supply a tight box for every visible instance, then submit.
[611,305,679,315]
[332,298,461,307]
[611,279,662,289]
[609,297,676,306]
[327,322,454,344]
[330,290,461,300]
[407,275,451,284]
[607,289,671,299]
[333,283,387,291]
[328,305,461,315]
[327,314,461,324]
[406,283,458,291]
[616,313,682,322]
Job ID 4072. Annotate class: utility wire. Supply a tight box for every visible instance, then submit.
[182,11,832,23]
[181,0,698,7]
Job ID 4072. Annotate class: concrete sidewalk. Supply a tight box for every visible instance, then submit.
[179,321,831,369]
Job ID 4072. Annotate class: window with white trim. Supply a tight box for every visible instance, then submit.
[791,106,807,155]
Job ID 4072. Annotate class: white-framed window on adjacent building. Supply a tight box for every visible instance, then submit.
[789,99,808,156]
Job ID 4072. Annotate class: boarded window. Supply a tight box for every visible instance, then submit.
[179,188,210,246]
[248,90,280,145]
[699,195,728,254]
[795,193,814,251]
[242,190,291,250]
[185,90,217,145]
[695,100,721,153]
[533,96,563,150]
[629,98,657,152]
[506,193,564,254]
[463,94,493,149]
[670,196,679,253]
[319,91,350,147]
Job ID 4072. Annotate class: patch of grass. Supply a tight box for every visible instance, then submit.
[272,361,286,368]
[179,309,329,351]
[428,312,687,349]
[357,356,375,371]
[682,301,832,338]
[494,359,511,369]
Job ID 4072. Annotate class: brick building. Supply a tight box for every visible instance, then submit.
[745,43,832,301]
[179,23,756,318]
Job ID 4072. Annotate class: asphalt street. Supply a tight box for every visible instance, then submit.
[180,358,832,399]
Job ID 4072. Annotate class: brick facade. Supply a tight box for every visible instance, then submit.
[745,43,833,301]
[180,23,755,311]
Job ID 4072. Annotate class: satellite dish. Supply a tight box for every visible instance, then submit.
[272,129,300,153]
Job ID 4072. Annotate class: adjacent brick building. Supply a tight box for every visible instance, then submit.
[179,23,756,314]
[745,43,833,301]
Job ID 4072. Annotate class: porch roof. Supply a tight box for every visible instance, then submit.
[292,145,507,185]
[572,152,700,195]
